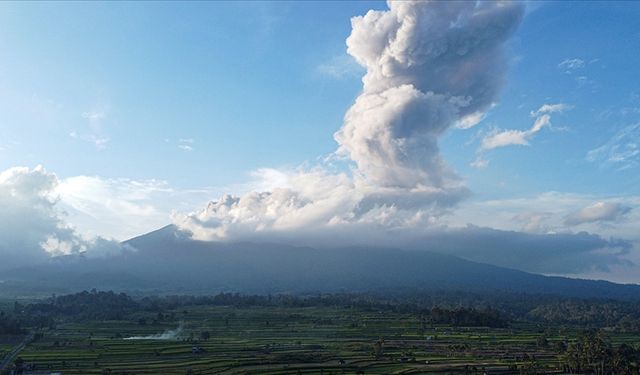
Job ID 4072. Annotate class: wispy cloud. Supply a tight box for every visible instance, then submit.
[469,157,489,169]
[558,58,600,88]
[530,103,571,116]
[558,58,585,73]
[316,54,362,80]
[587,123,640,170]
[70,131,110,150]
[71,108,110,150]
[0,138,20,153]
[448,191,640,253]
[164,138,196,152]
[178,138,194,152]
[477,103,569,154]
[57,175,176,240]
[456,110,487,130]
[481,114,551,150]
[82,110,106,123]
[565,201,632,226]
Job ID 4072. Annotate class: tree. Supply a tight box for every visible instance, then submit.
[200,331,210,341]
[373,338,384,359]
[536,334,549,348]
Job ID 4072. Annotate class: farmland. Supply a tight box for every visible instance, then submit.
[3,296,640,375]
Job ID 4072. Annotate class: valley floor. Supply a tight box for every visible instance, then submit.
[4,304,639,374]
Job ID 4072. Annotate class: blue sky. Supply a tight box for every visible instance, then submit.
[1,2,639,192]
[1,1,640,282]
[0,2,375,186]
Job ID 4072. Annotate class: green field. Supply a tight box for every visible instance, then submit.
[5,304,639,374]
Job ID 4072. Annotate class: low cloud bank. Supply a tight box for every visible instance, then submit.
[565,202,632,226]
[0,166,124,270]
[408,226,632,276]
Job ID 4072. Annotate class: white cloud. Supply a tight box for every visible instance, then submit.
[530,103,572,116]
[443,193,640,277]
[587,123,640,170]
[557,59,597,88]
[70,131,110,150]
[3,164,322,247]
[470,157,489,169]
[481,114,550,150]
[565,201,632,226]
[558,58,585,72]
[0,166,124,270]
[3,166,629,279]
[316,54,363,79]
[449,192,640,241]
[480,103,569,151]
[166,138,196,152]
[575,75,591,87]
[456,110,487,129]
[81,110,106,122]
[71,108,110,149]
[57,176,176,240]
[407,225,633,276]
[513,212,553,234]
[172,167,465,243]
[54,172,230,241]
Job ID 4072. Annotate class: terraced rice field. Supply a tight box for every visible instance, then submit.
[7,305,640,374]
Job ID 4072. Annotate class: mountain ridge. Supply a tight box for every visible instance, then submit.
[2,224,638,299]
[121,225,640,299]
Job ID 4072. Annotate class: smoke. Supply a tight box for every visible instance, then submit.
[175,1,525,242]
[172,168,467,243]
[336,1,524,188]
[124,323,184,340]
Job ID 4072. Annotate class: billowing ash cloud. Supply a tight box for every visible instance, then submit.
[175,1,525,242]
[172,168,460,243]
[336,1,524,188]
[0,166,124,270]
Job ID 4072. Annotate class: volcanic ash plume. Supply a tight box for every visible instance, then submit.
[335,1,524,189]
[174,1,525,243]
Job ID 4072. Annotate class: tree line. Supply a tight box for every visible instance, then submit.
[6,289,640,331]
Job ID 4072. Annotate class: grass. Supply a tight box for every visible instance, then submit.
[3,304,639,374]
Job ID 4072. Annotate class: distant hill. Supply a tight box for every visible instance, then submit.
[3,224,640,300]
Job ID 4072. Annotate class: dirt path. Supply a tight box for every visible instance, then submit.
[0,333,33,372]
